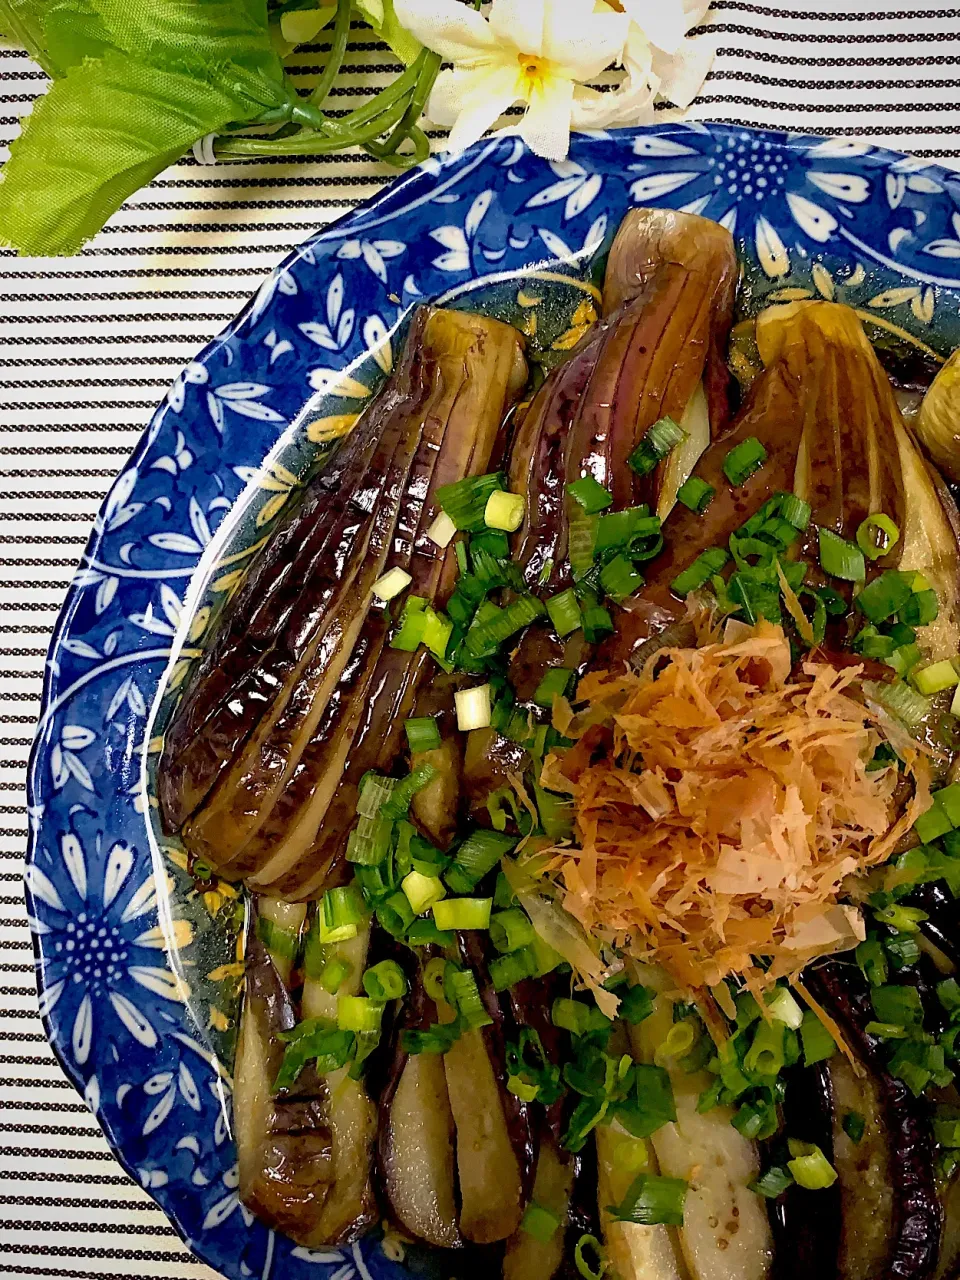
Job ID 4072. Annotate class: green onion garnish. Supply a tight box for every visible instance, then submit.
[567,475,614,514]
[779,492,812,530]
[401,868,446,915]
[843,1111,866,1143]
[489,944,538,991]
[470,528,510,560]
[900,588,939,626]
[376,891,415,937]
[766,986,803,1030]
[574,1234,607,1280]
[320,884,365,944]
[608,1173,688,1226]
[445,966,493,1030]
[337,994,384,1034]
[552,996,609,1037]
[722,437,767,486]
[382,763,437,822]
[857,938,888,987]
[390,595,428,651]
[750,1166,794,1198]
[676,475,715,514]
[913,659,960,696]
[871,983,923,1027]
[669,546,729,598]
[599,553,644,603]
[463,593,545,659]
[445,827,516,895]
[873,903,928,933]
[618,984,654,1025]
[817,526,865,583]
[627,416,686,477]
[743,1019,785,1078]
[787,1140,838,1190]
[316,956,351,995]
[401,1022,461,1055]
[484,489,525,532]
[420,605,453,661]
[595,508,661,556]
[425,511,457,548]
[933,1107,960,1148]
[404,716,441,753]
[582,603,614,643]
[371,565,412,603]
[546,588,582,638]
[436,471,505,532]
[800,1008,836,1066]
[856,512,900,561]
[454,683,492,731]
[362,959,408,1001]
[855,569,914,621]
[490,907,536,954]
[864,677,931,730]
[432,896,492,932]
[521,1201,561,1242]
[534,666,574,708]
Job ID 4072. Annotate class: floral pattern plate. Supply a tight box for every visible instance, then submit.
[26,121,960,1280]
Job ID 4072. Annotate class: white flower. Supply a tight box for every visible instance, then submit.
[621,0,714,111]
[394,0,631,161]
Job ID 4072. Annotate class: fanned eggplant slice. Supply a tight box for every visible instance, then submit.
[810,963,942,1280]
[159,306,525,883]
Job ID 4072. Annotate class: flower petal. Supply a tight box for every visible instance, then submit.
[622,0,687,55]
[571,73,658,130]
[518,73,575,163]
[488,0,545,56]
[429,63,524,155]
[393,0,498,63]
[542,0,630,80]
[650,33,713,108]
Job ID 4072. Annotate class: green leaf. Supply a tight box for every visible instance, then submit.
[0,0,57,74]
[353,0,421,65]
[0,49,274,255]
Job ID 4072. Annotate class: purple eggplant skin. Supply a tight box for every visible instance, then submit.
[907,882,960,970]
[457,931,537,1199]
[507,972,570,1149]
[766,1062,841,1280]
[811,962,943,1280]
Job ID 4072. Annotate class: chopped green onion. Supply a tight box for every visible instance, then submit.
[426,511,457,548]
[315,956,350,995]
[767,987,804,1030]
[856,938,888,987]
[274,1020,354,1090]
[382,764,437,822]
[654,1021,696,1064]
[843,1111,866,1143]
[436,472,505,532]
[800,1009,836,1065]
[628,416,686,477]
[432,897,492,931]
[670,546,730,598]
[732,1098,779,1141]
[936,782,960,825]
[445,966,493,1030]
[376,891,415,937]
[420,605,453,661]
[871,983,923,1027]
[723,437,767,486]
[485,489,525,532]
[874,903,928,933]
[595,508,661,556]
[574,1234,607,1280]
[857,512,901,561]
[608,1173,688,1226]
[337,995,384,1034]
[856,569,915,622]
[546,588,582,638]
[913,659,960,696]
[463,593,545,659]
[534,667,574,708]
[401,869,446,915]
[583,604,614,643]
[567,475,614,514]
[901,589,939,627]
[599,554,644,603]
[521,1201,561,1242]
[885,931,921,970]
[750,1166,794,1199]
[445,827,516,894]
[363,959,408,1001]
[568,513,598,575]
[320,884,365,944]
[371,566,412,603]
[345,813,393,866]
[744,1019,785,1078]
[779,493,812,530]
[934,1106,960,1148]
[471,528,510,560]
[490,908,536,954]
[914,797,954,843]
[553,997,609,1037]
[863,677,931,731]
[390,595,428,651]
[404,716,441,753]
[402,1021,461,1055]
[818,527,865,583]
[423,956,448,1003]
[487,945,537,990]
[787,1140,838,1190]
[618,984,654,1026]
[676,475,715,514]
[454,540,469,576]
[454,684,491,732]
[256,915,300,962]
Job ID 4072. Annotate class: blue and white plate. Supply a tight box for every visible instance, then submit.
[26,122,960,1280]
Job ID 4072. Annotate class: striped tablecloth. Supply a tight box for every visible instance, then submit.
[2,3,959,1276]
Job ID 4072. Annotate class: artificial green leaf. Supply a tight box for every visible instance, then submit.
[354,0,421,66]
[0,49,274,255]
[42,1,115,75]
[0,0,56,74]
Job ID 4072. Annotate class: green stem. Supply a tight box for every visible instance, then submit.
[368,49,441,161]
[310,0,353,110]
[214,91,413,158]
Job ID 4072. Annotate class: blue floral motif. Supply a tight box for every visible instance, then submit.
[26,122,960,1280]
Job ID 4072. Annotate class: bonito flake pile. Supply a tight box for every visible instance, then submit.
[544,619,929,993]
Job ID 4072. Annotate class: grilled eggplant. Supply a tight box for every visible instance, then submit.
[159,306,525,890]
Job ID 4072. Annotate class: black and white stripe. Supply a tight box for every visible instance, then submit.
[0,2,959,1276]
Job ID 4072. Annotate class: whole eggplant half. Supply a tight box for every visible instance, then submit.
[158,306,526,888]
[810,963,942,1280]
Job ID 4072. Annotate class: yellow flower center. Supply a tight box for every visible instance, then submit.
[517,52,548,93]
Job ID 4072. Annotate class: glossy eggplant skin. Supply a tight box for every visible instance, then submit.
[810,962,943,1280]
[767,1062,841,1280]
[159,306,525,889]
